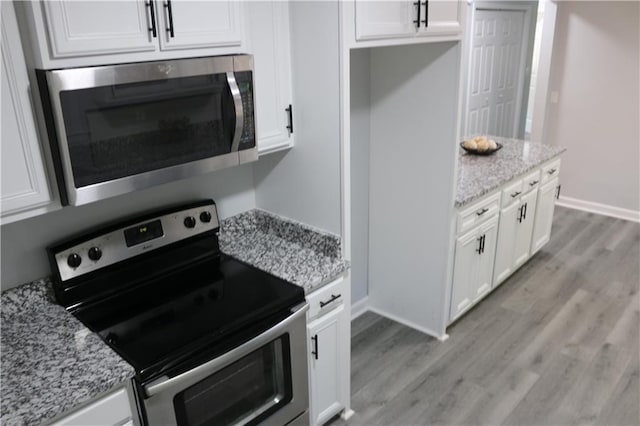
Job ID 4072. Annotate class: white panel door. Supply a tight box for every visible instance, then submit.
[43,1,156,57]
[531,177,559,255]
[450,229,480,321]
[493,200,520,287]
[474,217,498,302]
[1,2,51,219]
[158,0,242,50]
[419,0,462,37]
[466,9,525,137]
[308,305,344,426]
[247,2,294,155]
[513,189,538,267]
[355,1,418,40]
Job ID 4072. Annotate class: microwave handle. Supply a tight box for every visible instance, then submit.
[226,72,244,153]
[143,302,309,397]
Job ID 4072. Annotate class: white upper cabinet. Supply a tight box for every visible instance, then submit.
[247,1,294,155]
[158,0,242,51]
[43,1,157,57]
[355,0,462,42]
[355,1,418,40]
[1,1,51,222]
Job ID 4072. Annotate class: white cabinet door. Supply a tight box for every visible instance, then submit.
[158,0,242,50]
[247,2,294,155]
[1,2,51,221]
[513,189,538,268]
[450,229,480,321]
[308,305,345,426]
[418,0,462,37]
[493,200,520,287]
[49,387,133,426]
[355,1,418,41]
[474,217,498,302]
[43,1,156,57]
[531,177,559,255]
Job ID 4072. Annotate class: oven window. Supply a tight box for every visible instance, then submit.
[173,335,293,426]
[59,74,236,188]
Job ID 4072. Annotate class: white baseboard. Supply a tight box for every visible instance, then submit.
[350,296,369,320]
[367,305,448,341]
[557,195,640,223]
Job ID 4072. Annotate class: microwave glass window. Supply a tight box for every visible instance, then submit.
[59,74,237,188]
[173,336,293,426]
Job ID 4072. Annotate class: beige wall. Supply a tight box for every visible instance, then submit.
[546,1,639,213]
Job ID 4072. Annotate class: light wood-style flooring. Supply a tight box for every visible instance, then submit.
[332,207,639,426]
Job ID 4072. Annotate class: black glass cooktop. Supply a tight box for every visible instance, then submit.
[73,254,304,382]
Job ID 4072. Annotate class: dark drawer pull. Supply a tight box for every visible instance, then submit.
[547,168,557,175]
[413,1,421,28]
[320,294,341,308]
[529,180,539,186]
[510,191,522,198]
[476,207,489,216]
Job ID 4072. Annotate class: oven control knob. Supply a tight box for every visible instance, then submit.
[88,247,102,261]
[67,253,82,268]
[200,211,212,223]
[184,216,196,228]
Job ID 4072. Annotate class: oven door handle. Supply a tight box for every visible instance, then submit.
[143,302,309,397]
[226,72,244,153]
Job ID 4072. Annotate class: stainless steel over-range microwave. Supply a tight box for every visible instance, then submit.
[37,55,257,206]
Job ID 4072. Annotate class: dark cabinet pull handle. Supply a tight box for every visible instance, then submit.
[476,235,482,254]
[523,202,528,220]
[517,205,523,223]
[476,207,489,216]
[556,184,561,200]
[547,168,557,175]
[481,234,485,254]
[511,191,522,198]
[311,335,318,360]
[146,1,157,38]
[320,293,341,308]
[421,1,429,27]
[413,1,421,28]
[164,0,175,38]
[529,180,539,186]
[285,104,293,134]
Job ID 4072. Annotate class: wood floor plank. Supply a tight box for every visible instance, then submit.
[597,350,640,426]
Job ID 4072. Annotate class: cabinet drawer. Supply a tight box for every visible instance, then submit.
[522,170,542,194]
[501,180,524,208]
[457,192,500,235]
[49,387,131,426]
[541,159,561,183]
[307,278,346,321]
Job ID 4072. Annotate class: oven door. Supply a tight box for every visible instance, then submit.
[38,55,256,206]
[142,303,309,426]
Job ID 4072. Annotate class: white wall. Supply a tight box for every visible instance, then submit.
[349,49,371,304]
[546,1,639,214]
[1,166,256,290]
[253,1,342,235]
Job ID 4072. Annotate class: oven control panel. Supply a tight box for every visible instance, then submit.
[52,203,219,282]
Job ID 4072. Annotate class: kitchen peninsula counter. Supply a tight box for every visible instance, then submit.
[456,137,566,207]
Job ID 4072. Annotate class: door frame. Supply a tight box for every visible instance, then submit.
[462,0,537,138]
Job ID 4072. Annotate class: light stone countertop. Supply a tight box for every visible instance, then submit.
[220,209,348,294]
[456,136,566,207]
[0,279,134,426]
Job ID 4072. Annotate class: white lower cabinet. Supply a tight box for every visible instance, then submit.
[308,305,345,425]
[48,386,135,426]
[493,190,538,287]
[531,177,560,255]
[306,277,349,426]
[450,215,498,322]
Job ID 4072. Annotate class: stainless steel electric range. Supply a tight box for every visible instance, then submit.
[48,200,309,425]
